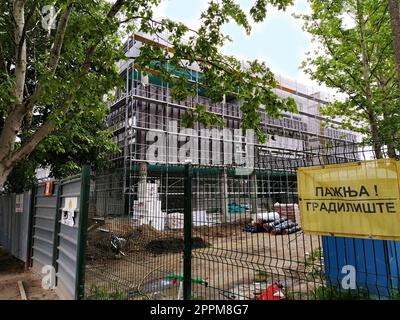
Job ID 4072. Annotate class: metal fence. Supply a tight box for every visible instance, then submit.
[29,169,91,300]
[28,173,89,300]
[84,143,400,300]
[0,191,31,263]
[0,167,90,300]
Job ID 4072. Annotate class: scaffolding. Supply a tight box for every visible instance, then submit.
[102,33,359,220]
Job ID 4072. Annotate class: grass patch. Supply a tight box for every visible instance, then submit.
[254,270,270,282]
[86,284,129,300]
[311,285,369,300]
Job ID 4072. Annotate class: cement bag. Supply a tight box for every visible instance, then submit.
[255,212,280,222]
[294,204,301,228]
[166,212,184,229]
[193,210,208,227]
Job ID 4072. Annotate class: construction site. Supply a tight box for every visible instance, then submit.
[96,32,359,217]
[82,33,361,300]
[3,0,400,303]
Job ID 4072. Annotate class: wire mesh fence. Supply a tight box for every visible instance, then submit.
[83,142,400,300]
[85,166,186,300]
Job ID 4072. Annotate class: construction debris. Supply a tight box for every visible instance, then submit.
[145,237,210,254]
[110,235,127,258]
[17,280,27,300]
[273,203,301,227]
[242,213,301,235]
[255,282,285,300]
[166,213,184,229]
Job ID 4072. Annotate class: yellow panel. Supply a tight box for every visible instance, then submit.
[297,159,400,240]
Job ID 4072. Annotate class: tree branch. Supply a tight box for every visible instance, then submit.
[107,0,125,18]
[16,0,37,62]
[10,93,73,164]
[48,3,73,75]
[13,0,26,105]
[10,115,54,165]
[0,41,7,74]
[369,41,393,81]
[22,2,74,113]
[324,74,369,114]
[7,0,128,165]
[311,17,366,96]
[81,0,126,70]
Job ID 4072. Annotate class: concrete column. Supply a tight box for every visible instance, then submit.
[220,170,228,223]
[139,162,147,179]
[196,172,200,212]
[250,173,258,215]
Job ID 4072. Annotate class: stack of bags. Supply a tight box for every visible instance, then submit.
[135,180,165,231]
[242,212,301,235]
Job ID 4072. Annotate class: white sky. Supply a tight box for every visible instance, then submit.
[153,0,322,89]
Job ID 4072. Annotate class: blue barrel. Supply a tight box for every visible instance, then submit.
[322,236,400,299]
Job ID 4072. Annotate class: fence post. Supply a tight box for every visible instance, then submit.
[183,163,193,300]
[76,165,91,300]
[220,169,228,223]
[52,182,62,268]
[25,187,35,271]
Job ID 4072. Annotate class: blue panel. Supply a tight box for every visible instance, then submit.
[322,236,396,299]
[388,241,400,292]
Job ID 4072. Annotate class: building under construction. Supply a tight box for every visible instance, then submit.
[95,33,359,221]
[85,34,365,301]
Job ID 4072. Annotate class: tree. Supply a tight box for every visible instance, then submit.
[389,0,400,84]
[3,102,116,193]
[298,0,400,158]
[0,0,297,189]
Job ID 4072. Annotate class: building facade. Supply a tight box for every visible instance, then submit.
[107,34,358,170]
[96,34,359,218]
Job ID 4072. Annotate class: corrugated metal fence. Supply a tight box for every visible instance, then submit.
[56,175,85,299]
[0,166,91,300]
[31,183,59,273]
[0,191,31,262]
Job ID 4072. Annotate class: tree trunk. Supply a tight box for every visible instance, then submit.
[13,0,26,105]
[0,1,27,162]
[0,1,26,189]
[368,112,383,159]
[0,1,125,190]
[383,110,397,158]
[389,0,400,82]
[387,142,397,158]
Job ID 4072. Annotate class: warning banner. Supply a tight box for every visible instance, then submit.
[297,159,400,240]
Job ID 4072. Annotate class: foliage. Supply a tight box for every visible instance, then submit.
[4,101,117,193]
[4,158,39,193]
[0,0,298,189]
[87,284,128,300]
[312,285,369,300]
[297,0,400,157]
[254,270,271,282]
[305,247,323,266]
[305,247,324,281]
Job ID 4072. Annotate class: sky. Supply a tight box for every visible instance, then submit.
[153,0,317,88]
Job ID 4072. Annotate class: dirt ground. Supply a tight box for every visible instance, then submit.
[85,217,324,300]
[0,246,24,274]
[0,247,58,300]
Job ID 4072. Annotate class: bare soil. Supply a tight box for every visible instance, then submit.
[145,237,210,254]
[0,246,58,300]
[0,247,24,274]
[85,217,323,300]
